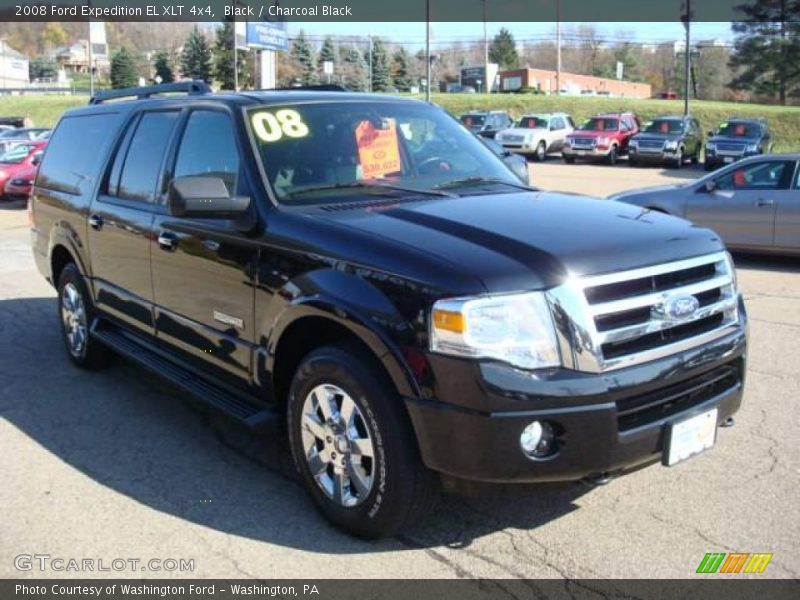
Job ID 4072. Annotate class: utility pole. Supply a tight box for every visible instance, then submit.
[425,0,431,101]
[682,0,691,115]
[482,0,489,94]
[556,0,561,95]
[88,28,94,97]
[368,33,373,93]
[233,22,239,91]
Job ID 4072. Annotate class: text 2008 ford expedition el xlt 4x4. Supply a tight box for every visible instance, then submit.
[31,82,747,539]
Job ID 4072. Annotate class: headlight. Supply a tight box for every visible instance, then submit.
[725,251,738,292]
[629,139,638,147]
[597,136,610,146]
[430,292,561,370]
[664,140,679,151]
[746,143,759,152]
[706,142,716,151]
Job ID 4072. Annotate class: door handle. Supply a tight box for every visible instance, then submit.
[88,214,103,230]
[755,198,775,207]
[157,231,178,251]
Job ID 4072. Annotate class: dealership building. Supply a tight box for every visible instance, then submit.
[498,67,652,98]
[0,40,30,88]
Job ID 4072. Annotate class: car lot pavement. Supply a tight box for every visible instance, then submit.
[1,163,798,579]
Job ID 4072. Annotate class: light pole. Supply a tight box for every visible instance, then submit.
[556,0,561,96]
[482,0,488,94]
[682,0,691,115]
[425,0,431,102]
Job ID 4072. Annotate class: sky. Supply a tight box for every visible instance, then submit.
[287,21,734,47]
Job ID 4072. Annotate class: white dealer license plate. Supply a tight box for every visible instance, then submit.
[575,150,586,156]
[723,156,734,163]
[663,408,718,466]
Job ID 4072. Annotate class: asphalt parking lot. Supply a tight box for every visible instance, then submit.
[1,161,798,580]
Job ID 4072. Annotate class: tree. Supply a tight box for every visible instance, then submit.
[489,27,519,71]
[341,45,368,91]
[613,43,640,81]
[41,22,68,50]
[369,37,391,91]
[213,21,251,90]
[729,0,800,104]
[318,35,336,80]
[180,26,212,83]
[110,47,138,89]
[291,30,317,85]
[392,47,413,91]
[29,56,58,81]
[152,50,174,83]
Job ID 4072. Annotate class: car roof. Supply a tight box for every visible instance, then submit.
[521,112,569,118]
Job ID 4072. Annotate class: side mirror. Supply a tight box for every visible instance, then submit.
[168,176,250,219]
[704,180,716,193]
[31,155,41,166]
[707,131,714,138]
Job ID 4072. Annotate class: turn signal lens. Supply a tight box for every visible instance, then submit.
[432,309,464,333]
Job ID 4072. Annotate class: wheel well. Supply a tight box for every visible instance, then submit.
[50,245,74,286]
[272,316,397,408]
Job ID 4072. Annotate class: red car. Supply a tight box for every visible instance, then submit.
[0,141,45,200]
[562,112,640,165]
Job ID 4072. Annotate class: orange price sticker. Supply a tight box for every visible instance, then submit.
[355,119,402,178]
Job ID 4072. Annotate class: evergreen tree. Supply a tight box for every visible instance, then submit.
[152,50,174,83]
[613,43,640,82]
[342,45,368,91]
[110,46,138,89]
[392,47,413,91]
[489,27,519,71]
[180,26,212,83]
[291,30,317,85]
[213,21,251,90]
[729,0,800,104]
[29,56,58,81]
[318,35,336,80]
[370,37,391,91]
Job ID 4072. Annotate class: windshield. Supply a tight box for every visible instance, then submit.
[249,102,517,204]
[716,121,760,137]
[460,114,485,127]
[643,119,684,134]
[518,116,548,129]
[580,118,619,132]
[0,144,34,164]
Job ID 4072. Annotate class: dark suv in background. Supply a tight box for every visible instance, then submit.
[31,83,747,539]
[459,110,513,139]
[629,115,702,168]
[705,118,772,171]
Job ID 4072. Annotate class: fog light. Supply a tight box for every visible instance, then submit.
[520,420,556,459]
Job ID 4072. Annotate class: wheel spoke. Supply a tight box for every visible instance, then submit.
[348,459,371,497]
[307,451,328,477]
[350,437,374,458]
[302,413,328,440]
[314,388,334,421]
[339,395,355,426]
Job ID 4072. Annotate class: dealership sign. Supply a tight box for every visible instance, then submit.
[245,21,288,51]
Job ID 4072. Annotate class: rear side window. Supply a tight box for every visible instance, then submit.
[116,111,179,203]
[37,113,119,195]
[172,110,239,194]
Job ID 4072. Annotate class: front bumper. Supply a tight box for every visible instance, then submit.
[406,300,747,483]
[562,144,613,159]
[629,147,681,163]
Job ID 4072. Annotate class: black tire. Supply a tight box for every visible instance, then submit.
[534,141,546,162]
[629,157,639,167]
[57,263,110,369]
[704,161,715,172]
[607,145,618,165]
[287,343,439,539]
[691,150,700,165]
[564,156,576,164]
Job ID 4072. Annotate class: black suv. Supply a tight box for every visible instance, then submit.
[459,110,513,139]
[629,115,702,168]
[32,82,747,539]
[705,118,772,171]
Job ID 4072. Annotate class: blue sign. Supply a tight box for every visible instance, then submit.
[246,22,288,51]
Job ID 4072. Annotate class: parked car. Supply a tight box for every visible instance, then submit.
[705,118,772,171]
[0,138,28,158]
[459,110,513,139]
[3,162,38,201]
[32,82,746,539]
[562,112,640,165]
[610,154,799,256]
[0,127,49,141]
[0,141,45,200]
[479,135,530,184]
[629,115,702,168]
[494,113,575,161]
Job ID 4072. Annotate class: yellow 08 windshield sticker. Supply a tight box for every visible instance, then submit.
[251,109,309,142]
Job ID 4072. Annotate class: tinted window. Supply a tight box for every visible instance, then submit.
[37,113,119,195]
[173,111,240,194]
[117,111,179,203]
[551,117,565,130]
[716,161,788,191]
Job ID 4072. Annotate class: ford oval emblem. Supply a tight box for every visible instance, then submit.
[663,294,700,320]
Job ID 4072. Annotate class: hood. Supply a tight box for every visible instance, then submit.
[709,134,758,144]
[634,132,682,142]
[609,183,686,201]
[569,130,617,139]
[312,191,724,293]
[498,127,545,138]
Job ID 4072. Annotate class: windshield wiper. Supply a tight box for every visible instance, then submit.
[285,181,455,199]
[434,177,538,192]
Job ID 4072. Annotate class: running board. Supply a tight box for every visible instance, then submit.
[90,321,277,432]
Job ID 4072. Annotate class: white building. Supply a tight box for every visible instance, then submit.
[0,40,30,88]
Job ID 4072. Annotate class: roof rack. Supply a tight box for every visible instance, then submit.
[89,80,212,105]
[260,84,351,92]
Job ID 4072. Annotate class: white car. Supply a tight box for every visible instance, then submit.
[495,113,575,161]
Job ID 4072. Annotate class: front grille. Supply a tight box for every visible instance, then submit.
[503,135,525,143]
[547,252,740,372]
[571,137,596,148]
[616,362,742,431]
[637,139,664,153]
[716,142,746,155]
